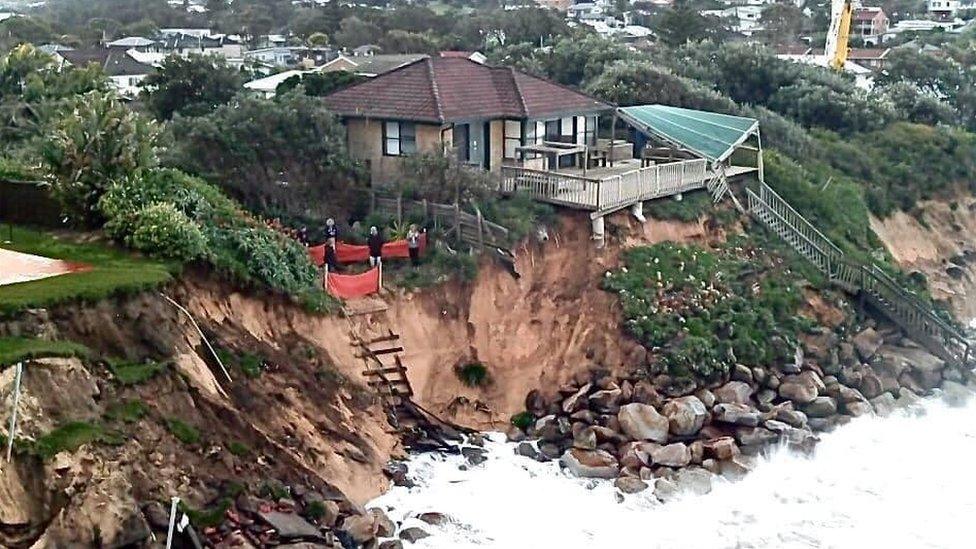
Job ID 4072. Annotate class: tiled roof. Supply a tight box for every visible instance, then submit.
[58,48,154,76]
[848,48,889,60]
[323,57,611,123]
[853,7,884,21]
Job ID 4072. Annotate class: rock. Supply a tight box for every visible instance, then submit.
[142,501,170,530]
[772,404,808,428]
[380,541,404,549]
[689,440,704,464]
[674,467,712,496]
[525,389,546,415]
[694,389,716,408]
[702,458,720,474]
[461,446,487,466]
[713,381,753,404]
[617,441,647,469]
[589,386,623,411]
[658,375,698,397]
[661,396,708,436]
[895,387,921,409]
[417,512,450,526]
[764,420,817,450]
[751,367,767,385]
[368,509,395,538]
[853,328,884,361]
[617,403,669,442]
[632,380,663,406]
[843,400,873,417]
[734,426,777,447]
[828,383,867,404]
[870,393,897,416]
[319,501,341,528]
[515,442,542,461]
[399,527,430,543]
[573,427,597,450]
[562,383,592,414]
[107,511,152,548]
[653,478,679,503]
[941,380,974,407]
[615,477,649,494]
[718,457,751,481]
[235,493,263,516]
[859,372,883,399]
[560,448,619,479]
[712,403,761,427]
[778,371,824,404]
[505,425,526,443]
[260,512,322,540]
[802,396,838,418]
[538,443,561,460]
[651,443,691,467]
[703,437,739,460]
[756,389,777,407]
[730,364,753,383]
[570,409,597,424]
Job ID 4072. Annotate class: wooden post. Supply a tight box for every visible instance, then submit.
[756,131,765,183]
[5,362,22,462]
[422,198,429,225]
[474,205,485,250]
[396,193,403,225]
[454,202,461,245]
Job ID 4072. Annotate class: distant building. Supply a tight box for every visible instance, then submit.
[927,0,960,19]
[534,0,575,10]
[54,48,154,98]
[319,53,430,77]
[106,36,158,51]
[851,7,889,45]
[847,47,890,70]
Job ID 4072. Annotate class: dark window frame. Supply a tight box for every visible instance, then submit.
[382,120,417,157]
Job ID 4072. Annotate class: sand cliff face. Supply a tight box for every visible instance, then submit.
[870,196,976,321]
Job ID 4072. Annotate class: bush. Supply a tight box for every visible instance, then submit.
[510,412,534,430]
[226,441,250,456]
[104,399,149,423]
[455,362,489,387]
[107,360,167,385]
[126,203,208,261]
[165,418,201,445]
[34,421,122,459]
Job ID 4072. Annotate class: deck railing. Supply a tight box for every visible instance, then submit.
[747,181,973,368]
[500,158,709,213]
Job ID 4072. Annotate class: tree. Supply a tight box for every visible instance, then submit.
[379,30,440,54]
[41,91,158,225]
[760,4,807,45]
[653,2,726,46]
[275,71,365,97]
[334,16,383,49]
[164,91,362,219]
[307,32,330,47]
[141,55,244,120]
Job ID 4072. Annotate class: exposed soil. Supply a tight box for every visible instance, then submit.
[870,196,976,320]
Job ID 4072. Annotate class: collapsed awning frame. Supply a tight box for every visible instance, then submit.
[616,105,762,165]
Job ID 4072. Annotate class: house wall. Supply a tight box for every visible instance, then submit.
[346,119,447,184]
[489,120,505,173]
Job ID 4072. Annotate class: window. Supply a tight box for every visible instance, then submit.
[383,121,417,156]
[504,120,522,160]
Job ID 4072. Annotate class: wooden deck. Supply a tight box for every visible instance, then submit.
[500,159,757,216]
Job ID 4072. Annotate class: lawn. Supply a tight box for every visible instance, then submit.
[0,336,90,366]
[0,225,178,316]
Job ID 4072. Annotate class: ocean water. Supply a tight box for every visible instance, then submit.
[370,392,976,549]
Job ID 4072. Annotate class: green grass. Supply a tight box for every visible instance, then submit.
[181,498,232,528]
[0,226,178,316]
[165,418,201,445]
[33,421,123,459]
[215,347,265,379]
[511,412,534,430]
[0,337,90,366]
[104,399,149,423]
[226,441,250,456]
[107,359,167,385]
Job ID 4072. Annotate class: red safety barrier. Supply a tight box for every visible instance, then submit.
[326,266,380,299]
[308,244,326,266]
[309,234,427,266]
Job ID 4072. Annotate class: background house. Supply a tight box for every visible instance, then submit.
[322,57,612,184]
[54,48,154,98]
[851,7,889,45]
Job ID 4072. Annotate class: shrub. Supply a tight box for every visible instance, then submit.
[104,399,149,423]
[126,203,208,261]
[165,418,201,445]
[34,421,121,459]
[510,412,534,430]
[455,362,490,387]
[107,360,167,385]
[305,500,327,521]
[226,441,250,456]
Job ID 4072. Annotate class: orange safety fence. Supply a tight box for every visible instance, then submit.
[325,266,381,299]
[307,234,427,267]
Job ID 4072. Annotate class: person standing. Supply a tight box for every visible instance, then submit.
[367,226,385,268]
[324,218,339,271]
[406,224,421,266]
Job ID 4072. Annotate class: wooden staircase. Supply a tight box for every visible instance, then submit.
[747,181,973,369]
[354,329,414,418]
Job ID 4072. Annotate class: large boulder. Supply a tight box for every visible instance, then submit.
[712,403,761,427]
[615,477,649,494]
[713,381,753,404]
[562,383,592,414]
[853,327,884,361]
[617,403,669,442]
[661,396,708,436]
[941,380,974,407]
[778,371,824,404]
[802,396,838,418]
[589,386,623,412]
[368,509,396,538]
[399,527,430,543]
[560,448,620,479]
[703,437,739,460]
[735,426,777,447]
[870,393,897,416]
[651,443,691,467]
[342,514,378,544]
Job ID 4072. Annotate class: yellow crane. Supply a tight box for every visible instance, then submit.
[825,0,855,70]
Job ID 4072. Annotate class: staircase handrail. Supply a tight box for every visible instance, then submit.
[758,183,843,257]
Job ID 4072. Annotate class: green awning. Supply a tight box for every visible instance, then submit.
[617,105,759,163]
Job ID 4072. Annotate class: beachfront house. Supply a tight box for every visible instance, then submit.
[322,56,614,184]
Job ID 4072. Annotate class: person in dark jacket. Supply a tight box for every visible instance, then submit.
[367,226,385,267]
[324,218,339,271]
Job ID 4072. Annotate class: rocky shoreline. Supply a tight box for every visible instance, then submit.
[500,323,976,498]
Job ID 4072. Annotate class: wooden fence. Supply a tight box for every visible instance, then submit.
[368,192,511,252]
